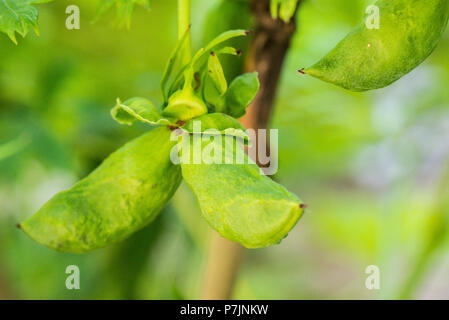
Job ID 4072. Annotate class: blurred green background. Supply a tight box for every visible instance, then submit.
[1,0,449,299]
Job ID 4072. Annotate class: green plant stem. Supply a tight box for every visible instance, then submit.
[178,0,191,63]
[201,232,244,300]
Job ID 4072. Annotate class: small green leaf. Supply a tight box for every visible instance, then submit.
[181,113,248,142]
[20,127,182,253]
[111,97,176,126]
[181,137,304,248]
[168,30,247,98]
[207,52,228,95]
[161,26,191,103]
[192,29,249,69]
[200,47,242,106]
[0,0,54,44]
[216,72,260,118]
[216,46,242,56]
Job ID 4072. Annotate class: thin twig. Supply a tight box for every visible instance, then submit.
[201,0,301,300]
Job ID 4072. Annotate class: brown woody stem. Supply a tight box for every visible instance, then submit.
[201,0,300,300]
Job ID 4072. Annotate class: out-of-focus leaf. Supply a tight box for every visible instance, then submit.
[398,160,449,299]
[96,0,151,28]
[111,97,176,126]
[270,0,298,22]
[181,137,304,248]
[0,0,54,44]
[0,134,31,162]
[20,127,182,253]
[216,72,260,118]
[93,211,168,299]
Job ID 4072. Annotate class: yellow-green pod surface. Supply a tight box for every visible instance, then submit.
[20,127,181,253]
[305,0,449,91]
[181,137,304,248]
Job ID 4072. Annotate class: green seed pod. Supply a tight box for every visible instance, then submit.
[181,137,304,248]
[304,0,449,91]
[20,127,182,253]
